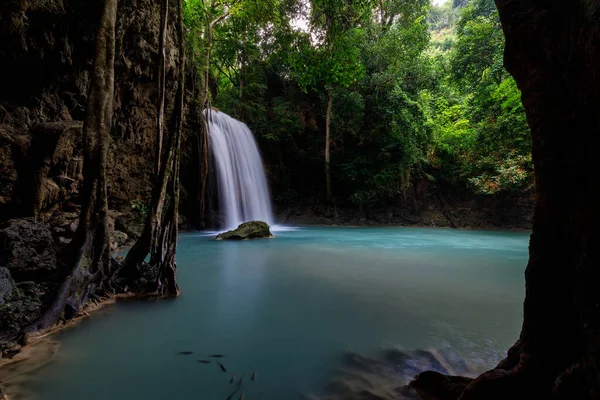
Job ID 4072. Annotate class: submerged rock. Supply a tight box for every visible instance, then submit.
[215,221,273,240]
[409,371,472,400]
[310,348,477,400]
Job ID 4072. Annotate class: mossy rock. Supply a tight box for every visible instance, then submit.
[215,221,273,240]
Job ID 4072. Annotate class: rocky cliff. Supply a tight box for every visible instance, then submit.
[0,0,199,357]
[0,0,196,225]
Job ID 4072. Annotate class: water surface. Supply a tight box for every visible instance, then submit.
[24,227,528,399]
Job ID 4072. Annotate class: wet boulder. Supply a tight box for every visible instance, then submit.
[215,221,273,240]
[409,371,472,400]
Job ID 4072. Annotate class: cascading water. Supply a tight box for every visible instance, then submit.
[206,109,274,230]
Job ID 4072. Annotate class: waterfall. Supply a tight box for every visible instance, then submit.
[207,110,274,230]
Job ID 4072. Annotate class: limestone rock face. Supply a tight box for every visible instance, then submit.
[0,267,16,305]
[0,218,57,282]
[215,221,273,240]
[0,0,201,221]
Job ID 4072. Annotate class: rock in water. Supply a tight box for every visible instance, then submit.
[409,371,473,400]
[308,348,477,400]
[215,221,273,240]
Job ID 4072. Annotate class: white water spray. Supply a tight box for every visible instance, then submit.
[207,110,274,230]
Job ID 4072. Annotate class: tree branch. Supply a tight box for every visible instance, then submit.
[210,11,230,28]
[215,62,236,85]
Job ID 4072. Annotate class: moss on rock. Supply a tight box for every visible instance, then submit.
[215,221,273,240]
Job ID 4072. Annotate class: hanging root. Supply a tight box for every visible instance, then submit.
[24,264,91,341]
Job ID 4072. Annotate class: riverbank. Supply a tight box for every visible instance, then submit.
[276,192,533,230]
[0,336,60,400]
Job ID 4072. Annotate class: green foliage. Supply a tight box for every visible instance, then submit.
[291,0,371,93]
[424,0,533,195]
[451,4,504,88]
[130,196,148,216]
[274,187,299,205]
[183,0,533,207]
[428,0,458,32]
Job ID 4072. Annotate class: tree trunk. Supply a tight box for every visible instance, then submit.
[196,9,228,228]
[158,0,184,297]
[119,0,171,275]
[198,113,209,228]
[239,59,245,107]
[239,32,246,112]
[155,0,169,175]
[410,1,600,399]
[117,0,183,297]
[325,89,333,203]
[196,18,213,229]
[26,0,118,337]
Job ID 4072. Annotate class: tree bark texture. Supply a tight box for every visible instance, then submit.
[196,14,213,229]
[196,8,228,228]
[25,0,118,336]
[159,0,184,297]
[197,112,209,229]
[410,2,600,399]
[155,0,169,175]
[118,0,183,297]
[325,90,333,203]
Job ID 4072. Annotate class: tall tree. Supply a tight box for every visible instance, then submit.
[294,0,371,202]
[159,0,186,294]
[156,0,170,175]
[118,0,185,297]
[185,0,231,227]
[26,0,118,335]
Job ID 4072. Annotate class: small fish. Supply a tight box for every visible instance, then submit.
[197,360,212,364]
[236,375,244,387]
[239,392,245,400]
[251,372,256,381]
[225,387,240,400]
[209,354,225,358]
[229,375,236,384]
[217,361,227,372]
[177,351,194,355]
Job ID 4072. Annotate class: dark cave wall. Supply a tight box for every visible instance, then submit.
[406,1,600,399]
[496,0,600,397]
